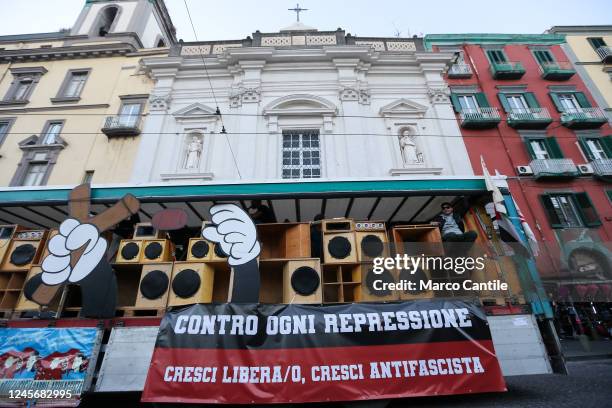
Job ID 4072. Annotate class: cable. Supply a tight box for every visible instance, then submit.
[182,0,242,179]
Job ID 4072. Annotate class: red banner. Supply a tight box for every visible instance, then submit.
[142,301,506,404]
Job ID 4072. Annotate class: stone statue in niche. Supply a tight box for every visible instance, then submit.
[399,129,422,165]
[184,135,203,169]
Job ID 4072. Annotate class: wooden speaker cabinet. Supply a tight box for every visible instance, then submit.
[322,219,357,264]
[193,222,228,262]
[392,225,444,257]
[169,262,214,307]
[116,239,144,263]
[135,262,173,309]
[355,221,389,261]
[16,266,61,312]
[358,265,399,302]
[1,229,48,272]
[258,223,311,260]
[398,265,434,300]
[283,259,322,304]
[141,239,173,263]
[0,225,20,267]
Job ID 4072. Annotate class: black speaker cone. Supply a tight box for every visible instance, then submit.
[191,240,210,259]
[214,243,228,258]
[121,242,140,260]
[399,268,428,294]
[144,241,163,260]
[24,272,44,302]
[365,268,393,297]
[291,266,320,296]
[361,234,384,258]
[172,269,201,298]
[140,270,169,300]
[10,244,37,266]
[328,236,352,259]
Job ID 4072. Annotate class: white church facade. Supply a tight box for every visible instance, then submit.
[132,24,474,184]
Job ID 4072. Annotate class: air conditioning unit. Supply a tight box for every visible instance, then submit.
[578,164,594,175]
[516,165,533,175]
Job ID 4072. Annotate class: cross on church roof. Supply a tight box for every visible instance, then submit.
[288,3,308,22]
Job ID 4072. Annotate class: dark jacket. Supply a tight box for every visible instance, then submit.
[432,213,465,235]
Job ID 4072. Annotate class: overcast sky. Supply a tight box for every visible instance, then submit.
[0,0,610,40]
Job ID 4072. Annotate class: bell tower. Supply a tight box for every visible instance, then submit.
[70,0,176,48]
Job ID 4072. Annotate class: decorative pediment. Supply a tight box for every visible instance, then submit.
[18,134,67,150]
[263,94,337,116]
[379,99,429,118]
[172,103,219,121]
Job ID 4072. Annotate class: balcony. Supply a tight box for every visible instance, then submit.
[591,158,612,179]
[507,108,553,129]
[560,108,608,129]
[530,159,578,179]
[489,61,525,80]
[596,46,612,63]
[539,61,575,81]
[447,64,472,79]
[459,107,501,129]
[101,115,141,138]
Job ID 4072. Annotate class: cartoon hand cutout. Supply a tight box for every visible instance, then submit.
[41,218,108,285]
[202,204,261,267]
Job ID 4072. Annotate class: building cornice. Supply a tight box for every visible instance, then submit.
[423,33,567,50]
[0,42,137,63]
[548,25,612,35]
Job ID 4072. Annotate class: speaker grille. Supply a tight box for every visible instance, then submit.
[190,240,210,259]
[172,269,201,299]
[121,242,140,260]
[291,266,320,296]
[361,234,384,258]
[140,270,169,300]
[214,243,228,258]
[399,268,428,294]
[365,268,393,297]
[24,272,44,302]
[144,241,163,260]
[328,236,352,259]
[10,244,36,266]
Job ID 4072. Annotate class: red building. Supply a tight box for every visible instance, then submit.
[425,34,611,283]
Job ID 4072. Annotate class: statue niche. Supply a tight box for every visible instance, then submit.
[183,134,203,170]
[399,128,423,166]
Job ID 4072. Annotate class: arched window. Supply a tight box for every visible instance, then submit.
[157,38,166,47]
[97,6,118,37]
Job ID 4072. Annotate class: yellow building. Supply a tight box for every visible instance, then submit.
[548,26,612,122]
[0,0,175,187]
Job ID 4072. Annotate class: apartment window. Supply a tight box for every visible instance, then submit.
[118,102,142,127]
[541,193,601,228]
[450,92,490,112]
[579,136,611,160]
[55,69,91,100]
[587,37,607,51]
[22,163,48,186]
[533,49,556,65]
[486,49,507,64]
[2,67,47,104]
[524,136,564,160]
[0,118,15,147]
[41,122,63,145]
[506,94,529,112]
[281,129,321,179]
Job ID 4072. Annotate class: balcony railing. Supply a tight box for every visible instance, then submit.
[489,61,525,79]
[507,107,553,129]
[530,158,578,179]
[596,46,612,63]
[459,107,501,129]
[591,158,612,178]
[560,107,608,129]
[448,63,472,78]
[101,115,142,137]
[539,61,575,80]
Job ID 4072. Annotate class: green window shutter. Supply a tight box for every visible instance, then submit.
[540,194,563,228]
[574,192,602,227]
[574,92,592,108]
[474,92,490,108]
[497,93,510,112]
[588,37,607,50]
[533,51,545,64]
[545,137,564,159]
[524,92,540,108]
[450,93,462,113]
[578,138,595,161]
[524,138,537,159]
[549,92,565,112]
[601,135,612,158]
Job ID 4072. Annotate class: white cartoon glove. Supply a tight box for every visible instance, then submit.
[41,218,108,285]
[202,204,261,267]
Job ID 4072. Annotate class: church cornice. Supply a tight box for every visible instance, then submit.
[0,41,137,63]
